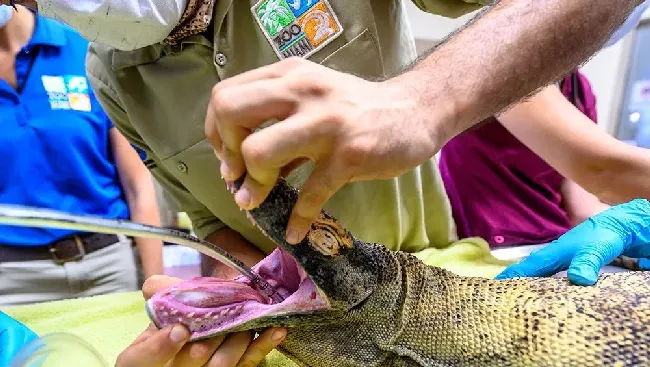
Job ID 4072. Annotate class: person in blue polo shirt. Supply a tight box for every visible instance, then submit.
[0,4,164,306]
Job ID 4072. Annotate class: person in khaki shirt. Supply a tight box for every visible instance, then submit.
[90,2,463,365]
[3,0,645,366]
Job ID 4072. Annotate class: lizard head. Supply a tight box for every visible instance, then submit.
[145,176,382,341]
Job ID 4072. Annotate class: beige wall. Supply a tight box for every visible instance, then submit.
[405,2,650,135]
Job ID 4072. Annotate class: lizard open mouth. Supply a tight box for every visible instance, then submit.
[146,247,331,340]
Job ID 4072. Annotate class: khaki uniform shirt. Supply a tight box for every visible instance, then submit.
[85,0,486,255]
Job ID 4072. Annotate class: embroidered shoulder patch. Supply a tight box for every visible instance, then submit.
[252,0,343,60]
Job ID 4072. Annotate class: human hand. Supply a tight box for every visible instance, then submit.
[115,275,287,367]
[495,199,650,286]
[205,57,452,244]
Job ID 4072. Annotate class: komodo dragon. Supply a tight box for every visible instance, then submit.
[147,176,650,367]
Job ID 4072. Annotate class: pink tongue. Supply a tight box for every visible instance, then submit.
[172,279,268,308]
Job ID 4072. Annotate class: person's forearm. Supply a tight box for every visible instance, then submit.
[393,0,641,144]
[129,198,165,278]
[108,128,164,278]
[202,227,267,279]
[561,180,610,226]
[499,86,650,204]
[598,147,650,205]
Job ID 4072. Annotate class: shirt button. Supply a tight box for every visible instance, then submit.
[494,235,505,244]
[177,162,188,173]
[215,52,228,67]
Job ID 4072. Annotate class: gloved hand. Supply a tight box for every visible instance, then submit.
[495,198,650,286]
[0,310,39,366]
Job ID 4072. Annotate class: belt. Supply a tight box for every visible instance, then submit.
[0,233,120,264]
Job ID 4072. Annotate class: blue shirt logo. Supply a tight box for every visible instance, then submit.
[41,75,91,112]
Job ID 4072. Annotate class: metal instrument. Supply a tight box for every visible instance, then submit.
[0,204,285,303]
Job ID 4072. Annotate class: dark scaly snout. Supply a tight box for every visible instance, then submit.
[229,176,381,310]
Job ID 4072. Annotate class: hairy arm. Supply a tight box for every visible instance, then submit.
[110,128,165,278]
[393,0,642,145]
[498,85,650,204]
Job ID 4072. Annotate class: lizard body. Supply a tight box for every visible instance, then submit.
[147,177,650,367]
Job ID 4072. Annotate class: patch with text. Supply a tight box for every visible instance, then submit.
[41,75,92,112]
[252,0,343,60]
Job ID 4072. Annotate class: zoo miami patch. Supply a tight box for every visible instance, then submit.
[252,0,343,60]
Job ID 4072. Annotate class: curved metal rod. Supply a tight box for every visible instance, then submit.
[0,204,285,303]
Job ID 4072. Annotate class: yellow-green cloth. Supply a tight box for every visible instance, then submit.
[3,238,512,367]
[412,237,514,279]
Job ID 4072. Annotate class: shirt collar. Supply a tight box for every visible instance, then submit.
[26,12,67,49]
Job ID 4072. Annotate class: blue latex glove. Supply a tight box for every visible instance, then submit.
[0,310,39,367]
[640,258,650,269]
[495,198,650,286]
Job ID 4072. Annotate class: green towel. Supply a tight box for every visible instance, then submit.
[3,238,512,367]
